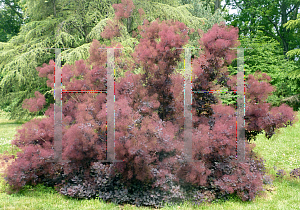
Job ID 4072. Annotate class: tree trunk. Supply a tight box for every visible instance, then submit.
[53,0,56,17]
[280,1,289,58]
[127,17,133,33]
[282,39,289,59]
[214,0,221,11]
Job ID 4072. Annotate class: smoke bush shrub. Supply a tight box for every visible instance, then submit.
[2,0,298,207]
[193,190,216,205]
[227,72,297,140]
[276,169,287,178]
[59,162,186,208]
[290,168,300,179]
[262,175,273,185]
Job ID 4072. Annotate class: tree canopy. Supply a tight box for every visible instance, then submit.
[225,0,300,59]
[0,0,23,42]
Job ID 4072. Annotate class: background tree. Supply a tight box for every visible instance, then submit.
[222,0,300,111]
[226,33,300,111]
[180,0,227,14]
[0,0,23,42]
[284,13,300,77]
[178,0,227,41]
[225,0,300,59]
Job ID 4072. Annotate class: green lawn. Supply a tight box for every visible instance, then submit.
[0,110,300,210]
[0,111,24,155]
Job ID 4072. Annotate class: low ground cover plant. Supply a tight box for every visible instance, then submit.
[1,0,297,208]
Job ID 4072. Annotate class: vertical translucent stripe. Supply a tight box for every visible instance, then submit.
[237,48,245,162]
[107,48,115,161]
[54,48,62,162]
[184,48,192,162]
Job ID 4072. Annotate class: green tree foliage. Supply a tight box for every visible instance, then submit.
[284,13,300,77]
[178,0,227,47]
[227,33,300,111]
[180,0,227,14]
[0,0,227,120]
[0,0,23,42]
[225,0,300,58]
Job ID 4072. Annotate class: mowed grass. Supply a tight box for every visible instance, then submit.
[0,110,299,209]
[0,110,24,154]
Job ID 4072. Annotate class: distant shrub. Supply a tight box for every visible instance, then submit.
[276,169,287,178]
[289,168,300,179]
[262,175,273,185]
